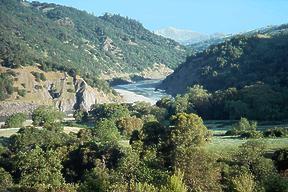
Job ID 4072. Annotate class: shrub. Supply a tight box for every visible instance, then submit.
[0,72,14,100]
[32,106,64,126]
[226,117,257,136]
[31,72,46,82]
[240,130,263,139]
[264,127,288,138]
[231,171,255,192]
[5,113,27,128]
[0,168,13,191]
[17,89,26,97]
[67,88,75,93]
[34,85,43,90]
[116,116,143,137]
[40,73,47,81]
[93,119,121,143]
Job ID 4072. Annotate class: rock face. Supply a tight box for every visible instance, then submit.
[58,77,117,112]
[74,79,97,111]
[0,66,119,119]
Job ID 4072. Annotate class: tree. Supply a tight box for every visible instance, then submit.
[186,85,211,116]
[32,106,64,126]
[226,117,259,137]
[117,116,143,137]
[9,125,74,152]
[232,141,277,189]
[231,171,256,192]
[136,182,158,192]
[0,167,13,191]
[160,170,188,192]
[78,160,110,192]
[142,121,167,147]
[93,119,121,143]
[73,109,88,123]
[172,95,189,114]
[174,148,222,192]
[90,104,130,122]
[4,113,27,128]
[170,113,210,149]
[16,146,65,189]
[117,149,140,191]
[0,72,14,101]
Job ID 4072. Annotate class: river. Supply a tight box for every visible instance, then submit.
[113,80,169,104]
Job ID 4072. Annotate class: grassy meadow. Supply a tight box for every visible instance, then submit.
[205,120,288,156]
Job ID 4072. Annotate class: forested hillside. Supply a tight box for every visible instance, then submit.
[159,24,288,120]
[0,0,190,80]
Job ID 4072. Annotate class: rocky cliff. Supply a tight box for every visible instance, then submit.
[0,66,120,118]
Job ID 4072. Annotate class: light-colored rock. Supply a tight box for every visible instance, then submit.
[0,66,120,118]
[140,63,173,79]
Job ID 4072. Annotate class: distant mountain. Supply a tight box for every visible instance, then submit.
[0,0,191,85]
[188,33,232,52]
[159,24,288,95]
[155,27,227,46]
[155,27,208,45]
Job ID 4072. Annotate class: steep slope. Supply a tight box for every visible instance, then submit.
[0,66,119,117]
[159,24,288,95]
[0,0,190,82]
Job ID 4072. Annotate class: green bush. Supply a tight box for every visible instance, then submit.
[226,117,257,136]
[17,89,26,97]
[0,72,14,100]
[240,130,263,139]
[264,127,288,138]
[67,88,74,93]
[40,73,47,81]
[31,72,46,82]
[93,119,121,143]
[32,106,64,126]
[5,113,27,128]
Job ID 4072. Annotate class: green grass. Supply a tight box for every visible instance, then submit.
[205,120,288,157]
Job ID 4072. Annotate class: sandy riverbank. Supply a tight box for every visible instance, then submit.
[114,89,155,104]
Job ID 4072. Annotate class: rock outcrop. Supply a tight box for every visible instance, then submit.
[73,77,114,112]
[0,66,119,119]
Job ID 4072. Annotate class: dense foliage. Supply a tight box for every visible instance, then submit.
[4,113,27,128]
[32,106,64,126]
[0,103,287,191]
[160,25,288,121]
[0,0,190,86]
[0,71,14,100]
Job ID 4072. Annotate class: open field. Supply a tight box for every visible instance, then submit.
[205,120,288,156]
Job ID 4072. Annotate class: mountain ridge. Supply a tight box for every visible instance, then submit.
[0,0,191,87]
[159,24,288,95]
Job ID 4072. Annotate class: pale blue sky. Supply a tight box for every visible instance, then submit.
[36,0,288,34]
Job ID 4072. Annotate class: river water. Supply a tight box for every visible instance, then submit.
[112,80,169,104]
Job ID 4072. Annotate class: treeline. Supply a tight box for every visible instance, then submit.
[1,104,288,191]
[161,29,288,94]
[158,84,288,121]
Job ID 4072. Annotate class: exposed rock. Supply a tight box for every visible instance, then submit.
[140,63,173,79]
[102,37,123,59]
[55,17,75,28]
[0,102,38,119]
[56,97,76,114]
[0,66,120,118]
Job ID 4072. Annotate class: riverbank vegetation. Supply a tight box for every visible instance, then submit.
[0,103,287,191]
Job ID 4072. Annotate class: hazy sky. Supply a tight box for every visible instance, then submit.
[36,0,288,34]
